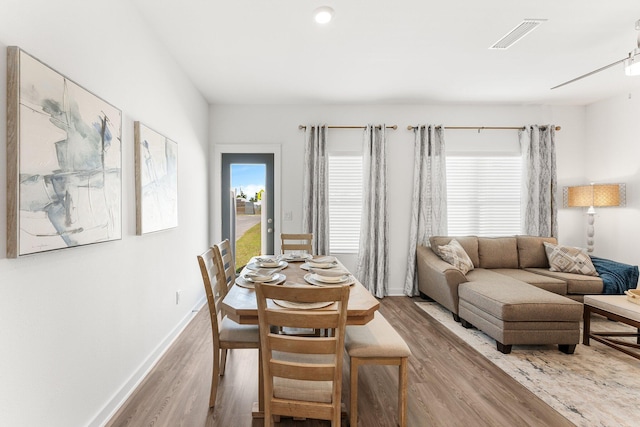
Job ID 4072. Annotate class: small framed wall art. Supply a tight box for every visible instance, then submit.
[134,122,178,234]
[6,47,122,257]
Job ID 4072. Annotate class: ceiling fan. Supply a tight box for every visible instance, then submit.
[551,19,640,90]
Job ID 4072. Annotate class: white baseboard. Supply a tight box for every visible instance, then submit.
[88,296,207,427]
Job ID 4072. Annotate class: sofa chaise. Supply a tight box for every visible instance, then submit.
[417,235,605,320]
[416,235,606,353]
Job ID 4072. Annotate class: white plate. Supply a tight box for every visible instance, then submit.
[313,273,351,283]
[246,261,288,271]
[306,256,338,269]
[308,267,350,278]
[273,300,334,309]
[235,273,286,288]
[243,273,278,282]
[252,256,285,267]
[281,253,313,262]
[304,273,355,287]
[306,261,338,269]
[301,262,338,270]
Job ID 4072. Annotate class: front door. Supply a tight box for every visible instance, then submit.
[221,153,275,263]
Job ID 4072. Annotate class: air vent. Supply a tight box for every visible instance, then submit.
[489,19,547,50]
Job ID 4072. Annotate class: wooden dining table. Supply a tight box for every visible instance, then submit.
[220,255,380,418]
[222,257,380,325]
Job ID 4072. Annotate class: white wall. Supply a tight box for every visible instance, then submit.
[0,1,209,426]
[579,90,640,266]
[210,104,586,295]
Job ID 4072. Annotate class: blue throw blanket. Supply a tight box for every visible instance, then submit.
[590,256,639,294]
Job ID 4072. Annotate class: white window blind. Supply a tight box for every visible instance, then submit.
[446,156,522,236]
[328,154,362,253]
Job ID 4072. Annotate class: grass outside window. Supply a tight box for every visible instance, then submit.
[235,222,261,271]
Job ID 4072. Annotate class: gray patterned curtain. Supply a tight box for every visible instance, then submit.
[519,125,558,238]
[356,124,388,298]
[403,125,448,296]
[302,125,330,254]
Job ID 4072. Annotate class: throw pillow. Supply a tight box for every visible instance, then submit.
[543,242,599,276]
[438,239,474,275]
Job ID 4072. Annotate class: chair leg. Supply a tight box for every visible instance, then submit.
[210,347,220,408]
[350,357,361,427]
[258,348,264,417]
[398,357,408,427]
[220,349,228,376]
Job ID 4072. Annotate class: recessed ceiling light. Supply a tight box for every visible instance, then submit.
[314,6,334,24]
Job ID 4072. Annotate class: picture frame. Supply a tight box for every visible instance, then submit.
[6,47,123,257]
[134,122,178,234]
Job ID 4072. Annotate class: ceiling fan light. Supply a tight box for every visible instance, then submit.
[314,6,334,24]
[624,49,640,76]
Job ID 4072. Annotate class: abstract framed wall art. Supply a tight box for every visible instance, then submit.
[134,122,178,234]
[6,47,122,257]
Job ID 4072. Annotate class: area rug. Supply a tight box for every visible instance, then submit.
[416,301,640,427]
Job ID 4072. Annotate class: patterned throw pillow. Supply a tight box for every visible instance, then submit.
[437,239,474,275]
[543,242,599,276]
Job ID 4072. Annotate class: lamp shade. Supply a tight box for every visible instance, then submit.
[566,184,622,207]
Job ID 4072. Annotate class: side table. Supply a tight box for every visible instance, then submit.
[583,295,640,360]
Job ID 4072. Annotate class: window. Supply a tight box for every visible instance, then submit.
[446,155,522,236]
[328,154,362,253]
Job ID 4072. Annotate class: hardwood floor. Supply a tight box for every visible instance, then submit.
[106,297,573,427]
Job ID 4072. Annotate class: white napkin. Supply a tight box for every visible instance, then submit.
[244,268,277,281]
[282,253,311,260]
[255,256,281,267]
[309,267,349,278]
[307,256,338,268]
[311,256,337,264]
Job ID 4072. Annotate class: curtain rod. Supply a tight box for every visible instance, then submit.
[406,125,561,131]
[299,125,398,130]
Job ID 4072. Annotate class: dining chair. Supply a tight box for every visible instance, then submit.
[197,248,260,408]
[345,312,411,427]
[254,282,349,426]
[213,239,236,297]
[280,233,313,254]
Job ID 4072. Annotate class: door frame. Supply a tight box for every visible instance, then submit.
[212,144,282,253]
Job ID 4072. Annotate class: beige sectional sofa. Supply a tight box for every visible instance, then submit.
[417,235,604,321]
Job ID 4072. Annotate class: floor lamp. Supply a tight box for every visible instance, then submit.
[564,183,625,252]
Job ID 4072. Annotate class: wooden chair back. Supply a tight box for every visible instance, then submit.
[197,248,225,345]
[213,239,236,295]
[281,233,313,254]
[255,283,349,426]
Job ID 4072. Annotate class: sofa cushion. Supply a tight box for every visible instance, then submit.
[543,242,598,276]
[492,268,567,295]
[437,239,474,274]
[458,280,582,322]
[466,268,522,284]
[516,235,557,268]
[430,236,479,268]
[478,237,518,269]
[525,268,604,294]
